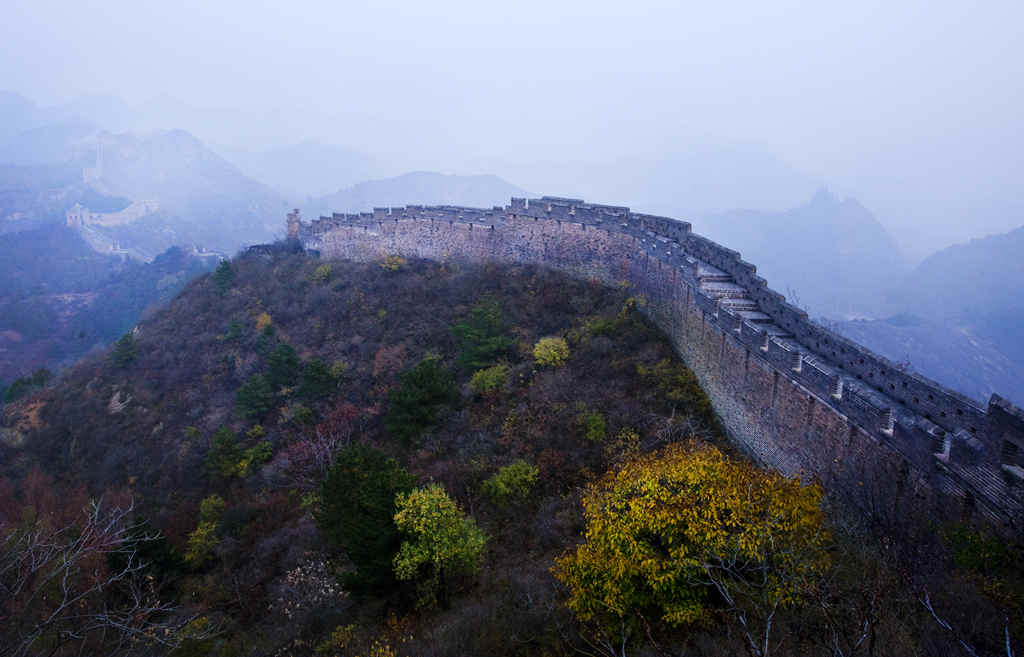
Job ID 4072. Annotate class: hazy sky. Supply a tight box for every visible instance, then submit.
[3,0,1022,256]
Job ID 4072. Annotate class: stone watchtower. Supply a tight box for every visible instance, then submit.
[287,209,301,239]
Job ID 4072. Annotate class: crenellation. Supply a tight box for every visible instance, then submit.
[286,195,1024,531]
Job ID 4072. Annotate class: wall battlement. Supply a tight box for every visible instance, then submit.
[291,197,1024,531]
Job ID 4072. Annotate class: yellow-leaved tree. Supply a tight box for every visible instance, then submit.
[553,441,830,657]
[393,484,487,609]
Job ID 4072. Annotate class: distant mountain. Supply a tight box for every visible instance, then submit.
[223,140,378,199]
[0,127,288,254]
[306,171,529,216]
[697,189,908,318]
[894,224,1024,320]
[0,92,53,141]
[837,224,1024,405]
[0,121,96,166]
[832,314,1024,406]
[479,141,822,218]
[0,162,124,234]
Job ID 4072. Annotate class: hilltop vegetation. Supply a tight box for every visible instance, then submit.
[0,253,1020,656]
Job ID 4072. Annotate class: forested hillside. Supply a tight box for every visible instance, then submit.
[0,253,1019,657]
[0,226,217,388]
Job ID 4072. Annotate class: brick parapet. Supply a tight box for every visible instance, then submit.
[290,196,1024,531]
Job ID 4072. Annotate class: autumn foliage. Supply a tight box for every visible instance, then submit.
[554,442,830,636]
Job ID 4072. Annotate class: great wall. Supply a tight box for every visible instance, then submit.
[285,197,1024,531]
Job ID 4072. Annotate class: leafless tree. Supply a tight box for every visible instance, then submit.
[0,498,212,657]
[920,591,1016,657]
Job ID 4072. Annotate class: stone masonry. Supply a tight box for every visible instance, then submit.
[288,196,1024,532]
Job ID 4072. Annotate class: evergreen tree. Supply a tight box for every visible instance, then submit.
[236,374,274,419]
[110,333,138,367]
[385,355,458,443]
[213,260,234,294]
[267,343,301,390]
[298,358,337,400]
[317,446,416,593]
[451,298,516,371]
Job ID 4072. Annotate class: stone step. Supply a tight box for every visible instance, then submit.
[737,310,773,323]
[702,282,748,299]
[721,298,759,311]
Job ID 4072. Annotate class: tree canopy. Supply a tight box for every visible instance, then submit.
[384,355,458,443]
[318,445,417,593]
[554,442,830,654]
[393,484,487,608]
[451,298,516,371]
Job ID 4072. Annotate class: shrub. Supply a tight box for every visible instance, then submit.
[109,333,137,367]
[452,298,516,371]
[213,260,234,294]
[585,316,619,337]
[379,255,406,271]
[221,320,243,342]
[255,312,272,331]
[299,358,337,400]
[199,494,226,521]
[3,369,53,402]
[385,355,458,443]
[204,428,241,479]
[636,359,717,427]
[283,403,315,426]
[393,484,487,608]
[532,337,569,367]
[236,441,272,477]
[311,264,332,283]
[236,374,274,419]
[470,364,509,396]
[577,410,606,442]
[317,445,416,593]
[267,343,301,389]
[186,494,226,566]
[482,460,539,507]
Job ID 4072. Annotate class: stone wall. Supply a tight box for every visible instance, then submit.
[293,197,1024,532]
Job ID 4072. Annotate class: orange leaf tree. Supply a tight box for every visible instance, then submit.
[553,442,830,657]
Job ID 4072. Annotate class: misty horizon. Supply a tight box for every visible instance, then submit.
[3,0,1021,260]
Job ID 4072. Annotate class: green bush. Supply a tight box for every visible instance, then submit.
[186,494,227,567]
[482,460,539,507]
[283,403,315,426]
[311,264,332,283]
[205,427,243,479]
[318,446,417,593]
[213,260,234,294]
[452,298,516,371]
[585,316,619,337]
[185,521,218,567]
[221,320,243,342]
[385,355,458,443]
[637,359,716,426]
[299,358,337,400]
[267,343,301,390]
[533,336,569,367]
[470,364,509,396]
[199,494,226,522]
[236,374,274,419]
[236,441,273,477]
[3,368,52,402]
[578,410,607,442]
[393,484,488,608]
[110,333,138,367]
